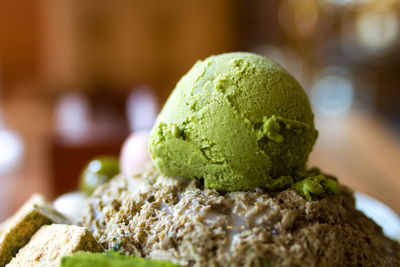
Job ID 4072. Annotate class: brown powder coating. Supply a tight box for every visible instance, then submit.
[0,194,69,267]
[7,224,103,267]
[80,167,400,267]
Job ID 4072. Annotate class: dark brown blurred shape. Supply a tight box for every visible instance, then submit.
[0,0,40,92]
[39,0,238,104]
[0,0,238,104]
[49,136,125,196]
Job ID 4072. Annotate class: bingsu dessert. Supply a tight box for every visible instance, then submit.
[80,53,399,266]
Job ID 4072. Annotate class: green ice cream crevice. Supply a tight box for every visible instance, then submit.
[255,115,314,143]
[263,175,294,191]
[256,115,284,143]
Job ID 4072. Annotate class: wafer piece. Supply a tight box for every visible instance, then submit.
[0,194,69,266]
[7,224,103,267]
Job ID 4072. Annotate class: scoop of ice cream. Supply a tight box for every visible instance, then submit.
[149,52,318,192]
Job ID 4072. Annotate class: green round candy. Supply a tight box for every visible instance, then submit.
[79,156,120,196]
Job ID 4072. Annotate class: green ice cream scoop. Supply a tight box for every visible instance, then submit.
[149,52,318,192]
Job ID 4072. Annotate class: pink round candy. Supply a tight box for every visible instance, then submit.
[120,131,152,177]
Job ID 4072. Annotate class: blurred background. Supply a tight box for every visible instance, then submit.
[0,0,399,221]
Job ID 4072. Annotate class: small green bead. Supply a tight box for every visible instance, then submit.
[79,156,120,196]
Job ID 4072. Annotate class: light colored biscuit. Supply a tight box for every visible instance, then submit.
[7,224,103,267]
[0,194,69,266]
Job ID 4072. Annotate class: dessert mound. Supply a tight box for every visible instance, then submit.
[80,167,399,267]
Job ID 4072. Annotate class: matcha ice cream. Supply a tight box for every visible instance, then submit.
[150,52,319,192]
[61,251,178,267]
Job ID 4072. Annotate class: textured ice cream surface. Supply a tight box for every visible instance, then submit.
[80,167,399,267]
[149,52,318,192]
